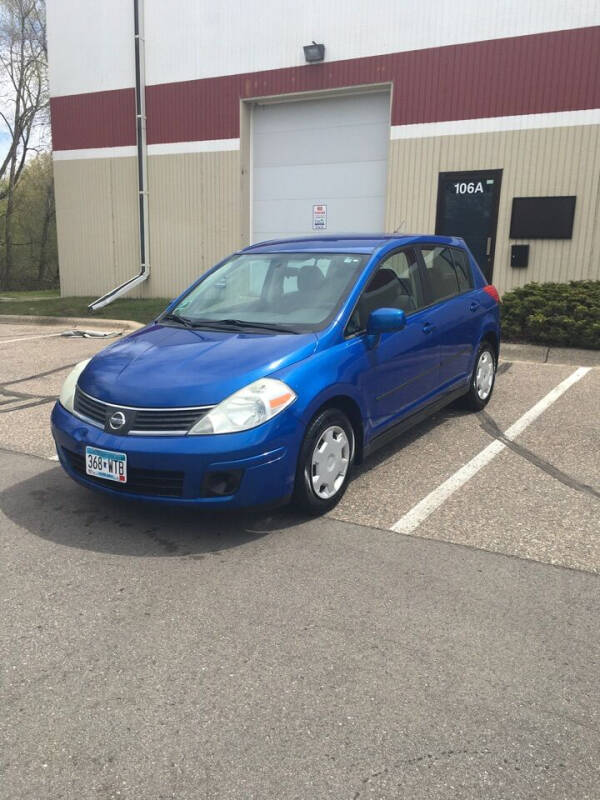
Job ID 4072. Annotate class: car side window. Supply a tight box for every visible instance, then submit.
[346,248,424,335]
[420,246,460,303]
[451,248,473,292]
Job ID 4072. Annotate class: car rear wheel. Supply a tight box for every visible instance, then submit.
[294,408,355,515]
[463,341,497,410]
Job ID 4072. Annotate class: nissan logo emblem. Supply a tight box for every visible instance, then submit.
[108,411,126,431]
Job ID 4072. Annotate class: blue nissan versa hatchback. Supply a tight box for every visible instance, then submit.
[52,235,500,515]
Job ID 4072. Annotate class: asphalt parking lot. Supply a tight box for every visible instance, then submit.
[1,320,599,799]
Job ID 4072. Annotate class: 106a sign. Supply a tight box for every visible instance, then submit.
[453,181,484,195]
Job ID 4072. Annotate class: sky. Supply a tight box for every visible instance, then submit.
[0,130,9,163]
[0,123,51,168]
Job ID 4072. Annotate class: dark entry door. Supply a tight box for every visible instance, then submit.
[435,170,502,282]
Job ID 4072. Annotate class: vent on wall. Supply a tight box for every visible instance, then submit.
[510,196,576,240]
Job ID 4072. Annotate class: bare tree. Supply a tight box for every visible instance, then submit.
[0,0,48,288]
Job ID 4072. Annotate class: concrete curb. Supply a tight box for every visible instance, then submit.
[0,314,144,331]
[501,342,600,367]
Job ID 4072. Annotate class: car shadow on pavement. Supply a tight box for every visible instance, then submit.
[0,464,309,558]
[0,402,474,558]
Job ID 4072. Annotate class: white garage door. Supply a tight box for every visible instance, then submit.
[252,91,390,243]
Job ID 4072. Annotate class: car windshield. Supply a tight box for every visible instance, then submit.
[167,252,369,332]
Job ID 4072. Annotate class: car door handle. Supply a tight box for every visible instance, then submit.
[469,301,480,312]
[422,322,435,335]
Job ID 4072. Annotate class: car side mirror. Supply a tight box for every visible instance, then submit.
[367,307,406,335]
[366,307,406,348]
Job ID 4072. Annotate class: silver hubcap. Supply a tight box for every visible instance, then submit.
[475,350,495,400]
[310,425,351,500]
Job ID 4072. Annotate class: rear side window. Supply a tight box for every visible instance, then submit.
[420,246,460,303]
[451,248,473,292]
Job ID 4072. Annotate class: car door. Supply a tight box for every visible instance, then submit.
[418,244,476,389]
[347,247,440,433]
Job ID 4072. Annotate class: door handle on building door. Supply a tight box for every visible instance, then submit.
[486,237,492,256]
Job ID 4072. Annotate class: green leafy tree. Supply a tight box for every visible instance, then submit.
[0,151,56,288]
[0,0,48,289]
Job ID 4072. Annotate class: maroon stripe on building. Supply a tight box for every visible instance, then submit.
[51,26,600,150]
[50,88,136,151]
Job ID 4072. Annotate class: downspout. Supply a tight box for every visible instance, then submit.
[89,0,149,311]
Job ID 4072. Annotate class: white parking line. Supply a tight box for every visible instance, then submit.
[0,332,65,345]
[391,366,591,535]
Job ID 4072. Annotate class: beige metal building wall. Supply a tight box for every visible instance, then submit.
[55,151,241,298]
[54,157,139,297]
[55,122,600,299]
[385,124,600,295]
[147,151,240,298]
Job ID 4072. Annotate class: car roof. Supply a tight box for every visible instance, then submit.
[242,234,465,254]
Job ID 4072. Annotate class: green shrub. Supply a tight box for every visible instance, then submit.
[500,281,600,349]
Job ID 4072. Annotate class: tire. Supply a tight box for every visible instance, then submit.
[463,341,497,411]
[293,408,355,515]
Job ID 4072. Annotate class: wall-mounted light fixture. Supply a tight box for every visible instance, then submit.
[304,41,325,63]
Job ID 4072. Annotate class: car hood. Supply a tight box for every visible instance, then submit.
[79,323,318,407]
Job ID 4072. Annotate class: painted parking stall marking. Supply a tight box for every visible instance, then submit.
[0,331,66,345]
[391,366,592,535]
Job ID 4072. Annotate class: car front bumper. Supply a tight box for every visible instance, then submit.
[51,402,301,508]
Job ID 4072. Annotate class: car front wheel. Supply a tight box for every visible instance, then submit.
[294,408,355,515]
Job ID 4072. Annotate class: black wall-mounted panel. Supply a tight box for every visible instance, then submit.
[511,244,529,268]
[510,196,576,239]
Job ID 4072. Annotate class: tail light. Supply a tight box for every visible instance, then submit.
[483,285,500,303]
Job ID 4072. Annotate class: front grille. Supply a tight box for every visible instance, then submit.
[129,408,206,432]
[63,448,185,498]
[74,388,105,426]
[73,386,212,435]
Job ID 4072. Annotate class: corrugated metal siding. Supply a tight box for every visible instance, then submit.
[54,126,599,298]
[48,9,600,299]
[145,151,241,297]
[143,0,600,86]
[173,26,600,131]
[47,0,599,96]
[50,89,136,151]
[54,151,241,297]
[385,124,600,294]
[47,0,134,97]
[52,27,600,150]
[54,158,139,296]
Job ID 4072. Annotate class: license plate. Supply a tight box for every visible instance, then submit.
[85,446,127,483]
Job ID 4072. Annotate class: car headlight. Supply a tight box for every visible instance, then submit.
[59,358,91,413]
[189,378,296,435]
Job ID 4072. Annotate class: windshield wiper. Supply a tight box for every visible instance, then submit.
[162,316,298,334]
[160,312,194,329]
[214,319,298,334]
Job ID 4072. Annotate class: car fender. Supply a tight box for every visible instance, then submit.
[274,345,368,429]
[471,309,501,370]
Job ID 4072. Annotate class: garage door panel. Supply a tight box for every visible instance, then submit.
[253,123,389,168]
[252,91,390,242]
[253,93,390,133]
[253,160,388,202]
[253,196,386,238]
